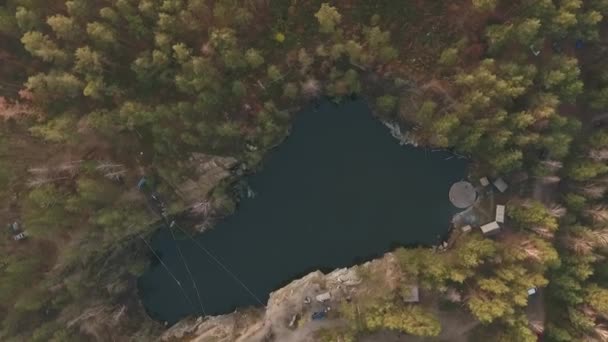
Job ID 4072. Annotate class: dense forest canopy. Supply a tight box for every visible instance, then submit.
[0,0,607,341]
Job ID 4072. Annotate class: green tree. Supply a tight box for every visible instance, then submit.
[472,0,498,11]
[26,72,84,104]
[0,7,19,35]
[131,50,172,86]
[467,295,513,323]
[231,80,246,98]
[66,0,93,19]
[586,284,608,316]
[14,287,49,311]
[82,78,107,99]
[138,0,157,18]
[438,47,459,67]
[73,46,103,76]
[315,3,342,33]
[29,115,77,142]
[514,18,541,45]
[99,7,120,25]
[46,15,79,41]
[566,160,608,181]
[234,7,253,28]
[478,277,510,295]
[15,6,39,32]
[21,31,67,63]
[542,56,583,103]
[172,43,191,63]
[344,40,364,65]
[86,22,117,47]
[32,322,61,342]
[564,193,587,212]
[567,307,595,332]
[174,56,220,95]
[365,27,398,63]
[485,24,512,52]
[590,86,608,109]
[22,183,73,236]
[489,149,524,173]
[496,316,538,342]
[267,65,282,82]
[576,10,603,41]
[551,2,579,36]
[508,200,558,232]
[376,95,398,115]
[395,248,449,289]
[0,254,43,302]
[68,177,119,210]
[282,82,298,99]
[363,303,441,336]
[220,48,246,70]
[245,48,264,69]
[455,235,497,269]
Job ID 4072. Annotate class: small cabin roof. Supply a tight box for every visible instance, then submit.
[315,292,331,302]
[493,178,508,192]
[461,225,472,232]
[480,221,500,234]
[496,205,505,223]
[480,177,490,186]
[403,285,419,303]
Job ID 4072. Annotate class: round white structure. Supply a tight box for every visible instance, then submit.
[449,181,477,209]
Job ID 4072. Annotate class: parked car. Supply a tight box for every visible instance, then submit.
[13,231,27,241]
[311,311,327,320]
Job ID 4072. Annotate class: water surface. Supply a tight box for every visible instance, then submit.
[138,100,466,323]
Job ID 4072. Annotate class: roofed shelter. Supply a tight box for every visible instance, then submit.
[493,178,508,193]
[496,205,505,223]
[480,221,500,235]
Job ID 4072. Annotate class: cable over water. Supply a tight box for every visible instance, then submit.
[172,223,265,307]
[138,234,197,313]
[166,221,207,316]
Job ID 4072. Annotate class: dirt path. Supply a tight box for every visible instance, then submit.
[277,319,348,342]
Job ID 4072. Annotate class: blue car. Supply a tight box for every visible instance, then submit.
[311,311,327,320]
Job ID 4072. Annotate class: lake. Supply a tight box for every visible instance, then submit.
[138,99,467,324]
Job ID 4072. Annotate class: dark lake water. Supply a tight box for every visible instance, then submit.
[138,99,467,324]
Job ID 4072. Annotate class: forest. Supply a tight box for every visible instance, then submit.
[0,0,607,341]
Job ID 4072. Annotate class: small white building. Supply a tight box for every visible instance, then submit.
[528,287,537,296]
[495,205,505,223]
[493,178,509,193]
[461,225,472,233]
[403,285,420,303]
[316,292,331,303]
[480,221,500,235]
[480,177,490,187]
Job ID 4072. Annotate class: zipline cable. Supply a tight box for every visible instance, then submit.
[172,223,265,307]
[138,234,197,313]
[166,221,207,316]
